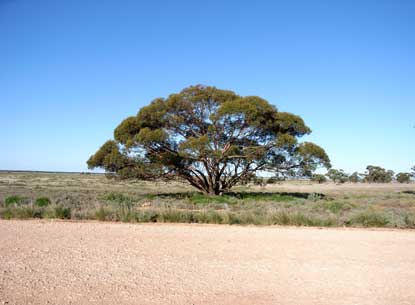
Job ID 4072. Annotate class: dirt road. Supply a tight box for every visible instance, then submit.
[0,220,414,305]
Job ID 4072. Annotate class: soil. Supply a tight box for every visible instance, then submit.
[1,220,414,305]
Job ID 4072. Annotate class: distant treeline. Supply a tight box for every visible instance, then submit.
[310,165,415,184]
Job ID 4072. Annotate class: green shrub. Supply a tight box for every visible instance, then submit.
[54,206,71,219]
[35,197,51,207]
[31,208,44,218]
[311,174,327,184]
[5,195,24,206]
[228,213,242,225]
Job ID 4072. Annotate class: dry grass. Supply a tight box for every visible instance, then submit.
[1,172,415,228]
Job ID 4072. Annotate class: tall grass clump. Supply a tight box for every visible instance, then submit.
[54,206,71,219]
[348,210,390,227]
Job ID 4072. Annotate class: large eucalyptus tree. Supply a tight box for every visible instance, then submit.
[88,85,330,194]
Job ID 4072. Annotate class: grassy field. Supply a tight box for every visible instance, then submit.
[1,172,415,228]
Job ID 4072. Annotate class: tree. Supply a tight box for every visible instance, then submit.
[364,165,394,183]
[311,174,327,184]
[411,166,415,178]
[348,172,362,183]
[326,169,348,183]
[396,172,411,184]
[88,85,331,195]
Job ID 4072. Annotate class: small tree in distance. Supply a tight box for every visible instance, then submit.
[411,166,415,178]
[348,171,362,183]
[87,85,331,195]
[396,172,411,184]
[364,165,394,183]
[311,174,327,184]
[326,169,349,184]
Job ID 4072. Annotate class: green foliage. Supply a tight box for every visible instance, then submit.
[364,165,394,183]
[326,169,349,183]
[396,172,411,184]
[54,206,71,219]
[348,172,362,183]
[311,174,327,184]
[188,193,236,205]
[88,85,330,194]
[5,195,24,206]
[35,197,51,207]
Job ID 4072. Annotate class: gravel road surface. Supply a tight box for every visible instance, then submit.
[1,220,414,305]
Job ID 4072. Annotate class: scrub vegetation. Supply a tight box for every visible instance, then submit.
[1,172,415,228]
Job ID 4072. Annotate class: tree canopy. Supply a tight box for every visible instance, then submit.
[326,169,349,183]
[348,171,362,183]
[396,172,411,184]
[311,174,327,184]
[364,165,394,183]
[88,85,331,194]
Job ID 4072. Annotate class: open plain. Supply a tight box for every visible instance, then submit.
[1,172,415,228]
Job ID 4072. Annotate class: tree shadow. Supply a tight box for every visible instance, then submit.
[402,190,415,195]
[146,191,325,200]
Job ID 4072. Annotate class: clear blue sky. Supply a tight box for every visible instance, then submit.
[1,0,414,173]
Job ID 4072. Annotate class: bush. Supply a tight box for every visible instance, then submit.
[5,195,24,206]
[364,165,394,183]
[396,172,411,184]
[349,172,361,183]
[326,169,349,183]
[35,197,51,207]
[54,206,71,219]
[311,174,327,184]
